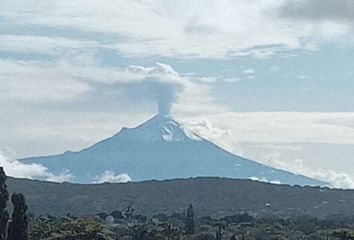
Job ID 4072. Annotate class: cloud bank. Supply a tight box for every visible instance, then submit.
[263,156,354,189]
[1,149,130,184]
[187,112,354,145]
[0,150,72,182]
[185,113,354,189]
[2,0,354,58]
[0,58,205,115]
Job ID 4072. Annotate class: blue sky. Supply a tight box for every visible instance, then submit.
[1,0,354,187]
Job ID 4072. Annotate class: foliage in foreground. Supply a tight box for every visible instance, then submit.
[30,215,113,240]
[27,210,354,240]
[0,167,29,240]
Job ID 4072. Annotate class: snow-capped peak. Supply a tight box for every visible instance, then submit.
[117,114,202,142]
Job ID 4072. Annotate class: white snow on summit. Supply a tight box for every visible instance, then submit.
[117,114,202,142]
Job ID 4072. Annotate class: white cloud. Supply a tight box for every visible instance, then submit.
[249,176,281,185]
[250,143,303,151]
[223,77,240,82]
[184,119,241,154]
[0,59,92,102]
[187,119,229,140]
[260,155,354,189]
[193,76,220,83]
[316,171,354,189]
[1,0,352,58]
[243,69,255,74]
[0,34,102,55]
[0,150,73,182]
[190,112,354,145]
[0,58,210,116]
[183,113,354,189]
[44,170,73,183]
[93,171,131,184]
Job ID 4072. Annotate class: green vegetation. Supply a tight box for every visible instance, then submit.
[4,169,354,239]
[30,215,113,240]
[26,211,354,239]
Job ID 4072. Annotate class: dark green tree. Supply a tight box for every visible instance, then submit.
[125,205,135,219]
[0,167,9,240]
[216,225,222,240]
[8,193,29,240]
[185,203,195,234]
[332,231,354,240]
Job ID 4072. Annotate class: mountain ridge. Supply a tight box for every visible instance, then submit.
[6,176,349,217]
[23,114,327,186]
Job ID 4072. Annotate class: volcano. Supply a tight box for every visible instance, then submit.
[23,114,326,186]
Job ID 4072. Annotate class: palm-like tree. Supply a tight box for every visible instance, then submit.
[159,223,180,240]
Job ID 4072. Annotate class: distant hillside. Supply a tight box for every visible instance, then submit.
[7,177,354,218]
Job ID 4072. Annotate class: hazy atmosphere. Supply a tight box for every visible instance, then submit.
[1,0,354,188]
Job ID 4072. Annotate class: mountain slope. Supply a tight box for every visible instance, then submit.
[7,177,349,217]
[23,114,326,186]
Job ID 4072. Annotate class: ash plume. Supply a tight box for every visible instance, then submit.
[129,63,185,116]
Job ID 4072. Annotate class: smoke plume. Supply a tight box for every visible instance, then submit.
[150,81,182,116]
[126,63,186,115]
